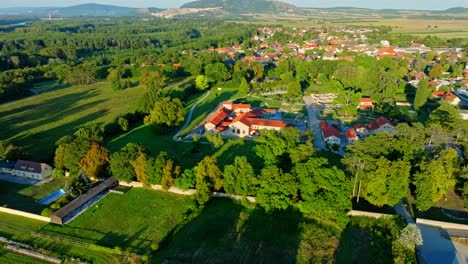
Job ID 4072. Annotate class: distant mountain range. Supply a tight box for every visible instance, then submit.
[181,0,298,14]
[0,2,466,18]
[0,3,160,17]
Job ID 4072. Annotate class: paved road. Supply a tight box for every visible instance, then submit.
[303,95,325,150]
[172,90,211,142]
[395,203,468,264]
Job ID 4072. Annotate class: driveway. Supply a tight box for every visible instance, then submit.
[303,95,325,150]
[395,203,468,264]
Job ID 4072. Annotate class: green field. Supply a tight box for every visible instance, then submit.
[178,87,239,137]
[0,245,48,264]
[0,179,66,214]
[41,188,194,255]
[0,81,144,161]
[0,212,122,263]
[153,198,341,263]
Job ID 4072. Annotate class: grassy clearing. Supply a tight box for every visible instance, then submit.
[0,178,66,214]
[0,246,47,264]
[41,188,194,255]
[106,125,214,169]
[0,81,144,161]
[336,216,407,264]
[153,198,341,263]
[179,87,239,137]
[0,212,122,263]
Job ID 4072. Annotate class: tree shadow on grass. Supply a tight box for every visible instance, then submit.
[152,198,303,264]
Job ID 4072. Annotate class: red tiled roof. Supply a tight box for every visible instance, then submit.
[443,92,457,100]
[233,104,251,110]
[207,108,229,126]
[367,117,394,131]
[360,98,373,103]
[321,121,340,139]
[346,128,357,139]
[432,91,445,97]
[250,119,286,128]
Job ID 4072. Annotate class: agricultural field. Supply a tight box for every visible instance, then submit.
[41,188,194,255]
[0,81,145,161]
[0,178,66,214]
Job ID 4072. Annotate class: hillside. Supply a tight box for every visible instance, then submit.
[0,4,161,17]
[181,0,297,14]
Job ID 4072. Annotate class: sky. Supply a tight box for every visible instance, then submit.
[0,0,467,10]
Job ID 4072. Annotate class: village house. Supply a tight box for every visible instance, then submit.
[0,160,53,180]
[346,128,359,143]
[204,102,287,138]
[321,121,341,145]
[354,117,396,137]
[358,98,374,110]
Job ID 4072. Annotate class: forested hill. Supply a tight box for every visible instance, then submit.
[0,4,160,17]
[181,0,298,14]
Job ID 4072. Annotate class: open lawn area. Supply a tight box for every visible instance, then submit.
[153,198,341,263]
[0,246,47,264]
[106,125,214,169]
[0,178,66,214]
[213,139,264,172]
[41,188,194,255]
[0,81,144,161]
[0,212,123,263]
[179,87,239,137]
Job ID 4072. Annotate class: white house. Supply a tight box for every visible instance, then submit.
[11,160,53,180]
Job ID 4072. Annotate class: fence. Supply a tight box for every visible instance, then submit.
[212,192,256,203]
[0,206,50,222]
[119,182,197,196]
[416,218,468,231]
[347,210,394,219]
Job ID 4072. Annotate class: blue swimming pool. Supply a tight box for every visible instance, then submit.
[38,189,66,205]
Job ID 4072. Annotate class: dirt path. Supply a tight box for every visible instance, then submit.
[173,90,211,142]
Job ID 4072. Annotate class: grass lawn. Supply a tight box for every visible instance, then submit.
[0,212,122,263]
[153,198,341,263]
[0,178,66,214]
[0,246,47,264]
[0,81,144,161]
[178,87,239,137]
[213,139,264,172]
[336,217,394,264]
[106,125,214,170]
[41,188,194,255]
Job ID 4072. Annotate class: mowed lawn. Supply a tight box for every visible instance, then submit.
[0,81,144,160]
[0,246,47,264]
[153,198,341,263]
[0,212,121,263]
[41,188,194,255]
[0,178,66,214]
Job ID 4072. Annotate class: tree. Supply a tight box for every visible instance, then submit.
[79,142,109,180]
[222,156,257,196]
[397,224,423,251]
[54,137,91,174]
[429,103,462,134]
[205,63,230,83]
[74,122,104,143]
[413,79,431,111]
[174,169,196,190]
[0,140,21,160]
[205,132,224,149]
[254,130,287,165]
[294,157,352,227]
[109,143,143,183]
[333,90,361,117]
[285,81,302,98]
[429,64,443,79]
[107,68,125,91]
[147,97,185,127]
[195,75,210,90]
[132,152,149,185]
[147,152,169,185]
[141,70,165,91]
[238,77,250,96]
[117,117,129,132]
[415,148,460,211]
[194,156,222,204]
[161,159,181,190]
[256,166,298,212]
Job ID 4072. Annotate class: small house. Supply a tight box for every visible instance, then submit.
[12,160,52,180]
[321,121,341,145]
